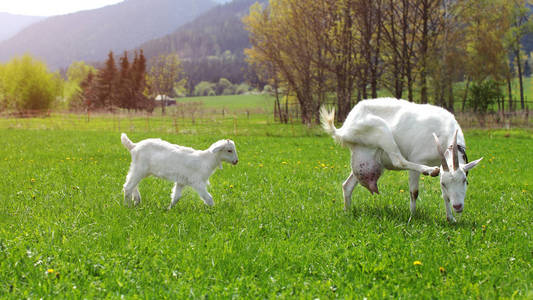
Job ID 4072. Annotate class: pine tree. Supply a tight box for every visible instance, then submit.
[131,49,151,111]
[95,51,118,110]
[118,51,134,109]
[81,70,97,110]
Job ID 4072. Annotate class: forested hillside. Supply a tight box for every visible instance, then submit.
[0,0,217,69]
[138,0,268,89]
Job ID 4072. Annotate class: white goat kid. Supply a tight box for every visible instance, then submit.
[320,98,482,222]
[121,134,238,209]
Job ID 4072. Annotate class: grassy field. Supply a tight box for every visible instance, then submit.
[0,113,532,297]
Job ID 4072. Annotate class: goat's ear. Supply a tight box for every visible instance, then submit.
[463,157,483,172]
[211,143,225,153]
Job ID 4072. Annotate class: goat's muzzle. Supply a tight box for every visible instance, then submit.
[232,160,238,165]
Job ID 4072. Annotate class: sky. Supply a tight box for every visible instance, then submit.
[0,0,124,16]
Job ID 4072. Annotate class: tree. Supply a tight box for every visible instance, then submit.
[146,53,187,114]
[461,0,510,111]
[65,61,97,111]
[94,51,118,110]
[117,51,135,109]
[0,55,63,112]
[244,0,330,124]
[504,0,533,110]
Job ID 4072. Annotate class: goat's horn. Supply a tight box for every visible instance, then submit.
[432,133,449,172]
[452,129,459,171]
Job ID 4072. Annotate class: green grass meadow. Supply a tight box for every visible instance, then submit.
[0,111,532,297]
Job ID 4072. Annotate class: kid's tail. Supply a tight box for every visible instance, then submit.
[320,106,341,144]
[121,133,136,151]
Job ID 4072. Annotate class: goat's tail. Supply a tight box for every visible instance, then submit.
[121,133,136,152]
[320,106,342,144]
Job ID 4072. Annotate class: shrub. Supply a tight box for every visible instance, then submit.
[194,81,216,96]
[235,83,251,95]
[0,55,63,112]
[468,79,502,113]
[216,78,233,95]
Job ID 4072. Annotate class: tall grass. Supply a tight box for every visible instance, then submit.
[0,122,531,297]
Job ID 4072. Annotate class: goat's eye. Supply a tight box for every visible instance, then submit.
[227,150,233,153]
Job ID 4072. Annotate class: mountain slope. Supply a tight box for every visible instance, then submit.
[139,0,263,60]
[136,0,267,86]
[0,0,216,69]
[0,13,45,42]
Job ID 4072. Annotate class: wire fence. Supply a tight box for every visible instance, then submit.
[0,100,531,134]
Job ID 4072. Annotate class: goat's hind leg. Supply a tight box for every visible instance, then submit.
[343,172,358,211]
[408,170,420,224]
[356,116,439,176]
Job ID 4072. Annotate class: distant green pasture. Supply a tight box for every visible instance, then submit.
[175,94,274,110]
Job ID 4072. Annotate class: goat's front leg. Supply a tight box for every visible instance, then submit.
[133,187,141,206]
[193,183,214,206]
[168,183,184,210]
[123,171,144,206]
[408,170,420,224]
[342,172,358,211]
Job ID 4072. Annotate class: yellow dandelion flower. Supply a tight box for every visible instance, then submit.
[297,161,301,164]
[31,178,36,183]
[282,161,288,165]
[259,163,263,168]
[413,261,422,266]
[400,189,405,193]
[47,269,54,274]
[66,157,70,160]
[439,267,446,273]
[229,184,234,188]
[321,163,326,167]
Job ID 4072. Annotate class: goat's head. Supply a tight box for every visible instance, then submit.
[210,139,239,165]
[433,131,482,219]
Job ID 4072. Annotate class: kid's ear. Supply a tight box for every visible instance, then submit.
[463,157,483,172]
[211,142,225,153]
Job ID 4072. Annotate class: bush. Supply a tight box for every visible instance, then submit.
[468,79,502,113]
[0,55,63,112]
[194,81,216,96]
[216,78,233,95]
[235,83,251,95]
[262,84,273,94]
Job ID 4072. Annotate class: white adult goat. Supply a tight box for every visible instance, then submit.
[320,98,482,222]
[121,133,238,209]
